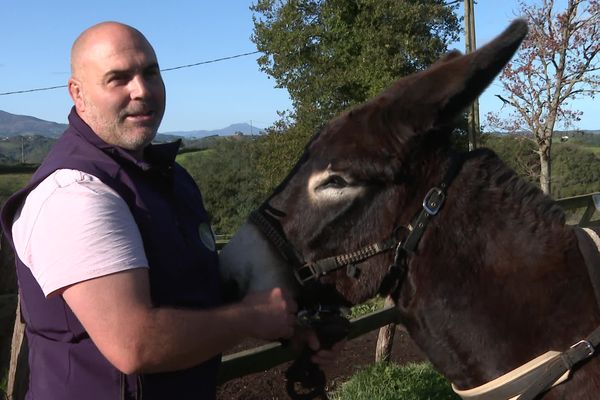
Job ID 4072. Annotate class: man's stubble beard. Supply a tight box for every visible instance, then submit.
[83,97,159,152]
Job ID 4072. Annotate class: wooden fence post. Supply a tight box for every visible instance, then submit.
[7,294,27,400]
[375,296,397,362]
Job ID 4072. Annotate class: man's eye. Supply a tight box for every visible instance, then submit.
[108,75,128,85]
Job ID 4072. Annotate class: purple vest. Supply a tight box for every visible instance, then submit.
[1,108,223,399]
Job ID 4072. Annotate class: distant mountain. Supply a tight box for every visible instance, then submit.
[0,110,68,138]
[160,123,263,138]
[0,110,262,139]
[0,110,263,164]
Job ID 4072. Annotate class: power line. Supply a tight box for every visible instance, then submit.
[0,50,261,96]
[0,85,67,96]
[160,50,259,71]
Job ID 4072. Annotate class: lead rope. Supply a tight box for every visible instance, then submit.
[285,354,328,400]
[285,312,351,400]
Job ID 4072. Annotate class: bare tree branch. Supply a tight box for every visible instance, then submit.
[486,0,599,194]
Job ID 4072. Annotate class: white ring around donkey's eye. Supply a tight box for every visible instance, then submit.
[308,169,364,203]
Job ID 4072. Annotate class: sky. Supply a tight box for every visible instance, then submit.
[0,0,596,133]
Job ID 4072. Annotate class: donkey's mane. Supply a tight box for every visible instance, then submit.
[468,148,565,225]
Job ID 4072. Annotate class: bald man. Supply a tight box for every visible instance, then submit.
[0,22,336,400]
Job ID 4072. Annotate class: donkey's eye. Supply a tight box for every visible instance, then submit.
[308,170,364,203]
[317,175,348,190]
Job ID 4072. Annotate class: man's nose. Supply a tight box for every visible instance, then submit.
[129,75,151,99]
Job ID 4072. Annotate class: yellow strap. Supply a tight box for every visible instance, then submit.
[452,351,570,400]
[582,228,600,251]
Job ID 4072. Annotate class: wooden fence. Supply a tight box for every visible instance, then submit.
[1,192,599,398]
[218,305,402,383]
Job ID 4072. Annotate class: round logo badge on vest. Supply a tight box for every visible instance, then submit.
[198,222,216,252]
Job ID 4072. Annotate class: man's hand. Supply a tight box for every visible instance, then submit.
[307,333,346,368]
[241,287,298,341]
[291,328,347,369]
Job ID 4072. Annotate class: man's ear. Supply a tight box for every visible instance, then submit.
[68,78,85,112]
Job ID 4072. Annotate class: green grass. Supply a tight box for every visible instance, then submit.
[176,148,215,163]
[330,362,460,400]
[0,173,31,204]
[348,296,385,319]
[584,146,600,155]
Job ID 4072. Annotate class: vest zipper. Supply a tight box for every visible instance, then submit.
[120,374,125,400]
[120,374,143,400]
[137,375,143,399]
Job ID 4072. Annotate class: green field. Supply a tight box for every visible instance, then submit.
[176,148,215,163]
[0,173,31,204]
[585,146,600,155]
[0,147,212,206]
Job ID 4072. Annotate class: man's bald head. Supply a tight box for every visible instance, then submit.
[70,22,156,79]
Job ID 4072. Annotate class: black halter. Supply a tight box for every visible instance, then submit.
[248,152,467,292]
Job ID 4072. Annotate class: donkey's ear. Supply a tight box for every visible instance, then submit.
[432,49,463,66]
[383,19,528,132]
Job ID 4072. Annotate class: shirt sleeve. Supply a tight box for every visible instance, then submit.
[12,169,149,297]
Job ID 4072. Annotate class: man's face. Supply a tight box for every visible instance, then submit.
[70,27,166,155]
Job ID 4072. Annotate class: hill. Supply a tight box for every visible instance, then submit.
[0,131,244,165]
[0,110,261,139]
[0,135,58,164]
[160,123,263,138]
[0,110,68,138]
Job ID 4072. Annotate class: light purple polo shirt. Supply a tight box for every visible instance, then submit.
[12,168,148,297]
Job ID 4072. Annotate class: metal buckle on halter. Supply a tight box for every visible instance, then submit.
[423,187,446,216]
[570,339,595,358]
[294,263,319,285]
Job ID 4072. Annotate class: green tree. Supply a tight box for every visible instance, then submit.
[178,137,265,234]
[482,134,539,183]
[552,143,600,198]
[482,133,600,199]
[251,0,461,186]
[252,111,316,193]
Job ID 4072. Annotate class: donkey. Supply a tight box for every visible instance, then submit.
[220,20,600,400]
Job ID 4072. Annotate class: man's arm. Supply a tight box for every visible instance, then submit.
[62,268,297,374]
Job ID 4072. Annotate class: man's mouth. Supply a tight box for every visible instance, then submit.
[124,110,155,123]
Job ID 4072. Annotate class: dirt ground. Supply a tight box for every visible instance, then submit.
[217,326,426,400]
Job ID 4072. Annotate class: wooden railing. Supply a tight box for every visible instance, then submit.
[1,192,599,398]
[556,192,600,226]
[218,306,401,384]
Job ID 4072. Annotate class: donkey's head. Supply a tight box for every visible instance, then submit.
[220,20,528,308]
